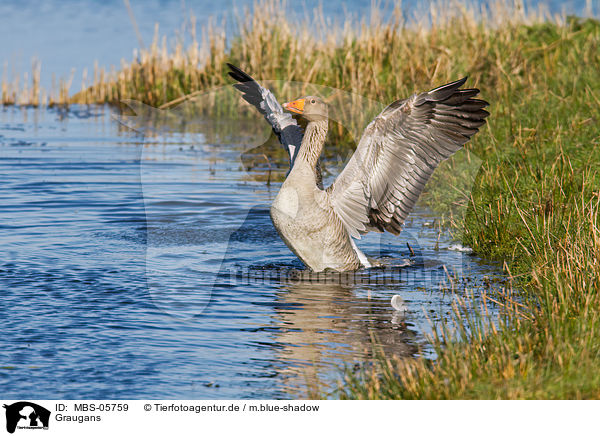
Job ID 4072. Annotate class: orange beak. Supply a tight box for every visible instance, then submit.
[283,98,305,114]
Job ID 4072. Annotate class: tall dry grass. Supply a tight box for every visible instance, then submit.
[0,0,567,108]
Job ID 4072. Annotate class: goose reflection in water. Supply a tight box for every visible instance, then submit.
[272,278,418,395]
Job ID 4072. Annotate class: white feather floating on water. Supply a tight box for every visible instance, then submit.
[448,244,473,253]
[391,295,406,312]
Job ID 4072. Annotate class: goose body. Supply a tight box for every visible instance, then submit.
[228,64,489,272]
[270,126,366,271]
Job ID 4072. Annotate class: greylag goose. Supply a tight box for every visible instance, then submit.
[228,63,489,272]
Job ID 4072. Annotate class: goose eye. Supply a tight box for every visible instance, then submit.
[310,99,316,104]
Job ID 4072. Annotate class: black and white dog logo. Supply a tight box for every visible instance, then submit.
[3,402,50,434]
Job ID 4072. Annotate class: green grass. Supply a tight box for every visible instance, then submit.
[335,16,600,399]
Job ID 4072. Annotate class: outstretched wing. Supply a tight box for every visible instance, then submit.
[227,63,304,169]
[327,77,489,238]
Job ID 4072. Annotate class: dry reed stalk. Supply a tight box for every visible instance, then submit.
[1,0,560,108]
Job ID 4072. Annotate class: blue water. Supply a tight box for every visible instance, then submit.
[0,0,595,92]
[0,106,505,398]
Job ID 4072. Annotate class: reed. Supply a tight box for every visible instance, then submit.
[0,1,573,108]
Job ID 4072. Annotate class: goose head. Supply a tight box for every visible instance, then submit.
[283,96,328,122]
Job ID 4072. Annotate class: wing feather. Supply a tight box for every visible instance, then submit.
[227,63,304,168]
[328,77,489,236]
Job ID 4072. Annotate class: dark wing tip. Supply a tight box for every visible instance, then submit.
[227,63,255,84]
[227,63,269,117]
[226,62,243,75]
[421,76,470,103]
[436,76,467,91]
[451,76,468,87]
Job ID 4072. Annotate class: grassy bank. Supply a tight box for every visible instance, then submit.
[5,1,600,398]
[333,11,600,398]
